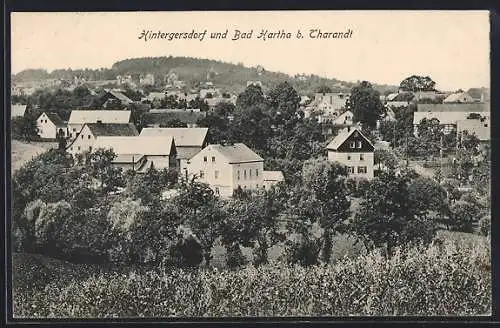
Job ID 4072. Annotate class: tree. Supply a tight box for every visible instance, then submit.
[268,81,301,123]
[88,148,124,192]
[408,176,449,219]
[350,170,438,253]
[294,160,351,263]
[399,75,437,92]
[374,148,399,170]
[416,117,443,158]
[11,116,38,141]
[448,200,481,233]
[349,81,384,129]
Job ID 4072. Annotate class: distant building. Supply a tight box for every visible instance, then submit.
[139,73,155,86]
[66,122,139,157]
[263,171,285,189]
[143,92,166,102]
[36,112,68,139]
[100,90,134,108]
[143,110,206,128]
[443,92,474,104]
[456,116,490,142]
[67,110,132,138]
[308,92,350,116]
[200,88,220,99]
[246,81,263,88]
[140,127,209,167]
[326,127,375,180]
[183,143,272,197]
[11,104,27,118]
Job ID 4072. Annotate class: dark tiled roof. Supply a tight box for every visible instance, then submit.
[86,123,139,136]
[45,112,65,126]
[143,111,206,125]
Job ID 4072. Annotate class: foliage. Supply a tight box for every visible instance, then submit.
[399,75,436,92]
[351,170,439,252]
[349,81,384,129]
[13,237,491,317]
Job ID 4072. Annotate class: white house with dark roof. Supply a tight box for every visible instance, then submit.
[36,112,68,139]
[100,90,134,108]
[183,143,272,197]
[67,110,132,139]
[11,104,27,118]
[263,171,285,189]
[66,122,138,156]
[326,127,375,180]
[139,127,208,167]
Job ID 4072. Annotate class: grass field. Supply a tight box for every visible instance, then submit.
[11,140,57,174]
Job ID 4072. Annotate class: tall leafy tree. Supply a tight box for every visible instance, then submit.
[349,81,384,129]
[399,75,437,92]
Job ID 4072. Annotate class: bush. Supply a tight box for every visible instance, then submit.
[12,237,490,317]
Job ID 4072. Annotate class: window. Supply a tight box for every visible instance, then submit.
[88,135,91,139]
[45,120,47,123]
[203,156,207,162]
[215,187,220,195]
[347,155,351,160]
[70,147,73,151]
[358,166,367,174]
[73,128,76,132]
[199,171,205,179]
[89,146,92,152]
[40,120,43,123]
[249,170,252,178]
[237,170,240,180]
[81,134,84,139]
[256,169,259,177]
[244,170,247,179]
[346,166,354,173]
[256,184,259,188]
[350,141,356,148]
[212,156,216,162]
[360,154,364,161]
[357,141,362,148]
[77,146,81,151]
[214,170,219,179]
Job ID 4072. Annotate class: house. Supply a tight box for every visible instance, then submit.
[443,92,474,103]
[139,73,155,86]
[36,112,68,139]
[205,97,235,110]
[143,110,206,128]
[91,136,177,172]
[139,127,209,167]
[326,127,375,180]
[309,92,350,116]
[319,110,355,138]
[263,171,285,189]
[385,92,414,108]
[66,122,139,156]
[67,110,132,138]
[467,88,490,103]
[99,90,134,108]
[247,81,263,88]
[11,104,27,118]
[413,103,490,135]
[183,143,265,197]
[457,116,490,142]
[200,88,220,99]
[143,92,166,102]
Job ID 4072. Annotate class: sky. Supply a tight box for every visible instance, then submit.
[11,11,490,91]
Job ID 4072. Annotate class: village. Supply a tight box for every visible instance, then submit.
[10,62,491,318]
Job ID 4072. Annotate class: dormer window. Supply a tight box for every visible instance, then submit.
[350,141,356,148]
[203,156,207,162]
[212,156,216,162]
[357,141,362,148]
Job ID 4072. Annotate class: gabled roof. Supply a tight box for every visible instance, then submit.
[332,110,354,125]
[44,112,65,126]
[326,127,374,151]
[263,171,285,182]
[108,90,133,104]
[68,110,131,124]
[93,136,175,156]
[86,123,138,137]
[443,92,473,103]
[139,127,208,147]
[207,143,263,164]
[11,104,27,117]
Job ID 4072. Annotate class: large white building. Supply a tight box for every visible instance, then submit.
[326,127,375,180]
[183,143,283,197]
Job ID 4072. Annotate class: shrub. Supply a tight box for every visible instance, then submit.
[12,236,490,317]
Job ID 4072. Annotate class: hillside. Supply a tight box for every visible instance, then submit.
[13,56,399,96]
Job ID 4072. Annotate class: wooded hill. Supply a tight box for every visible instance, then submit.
[12,56,399,96]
